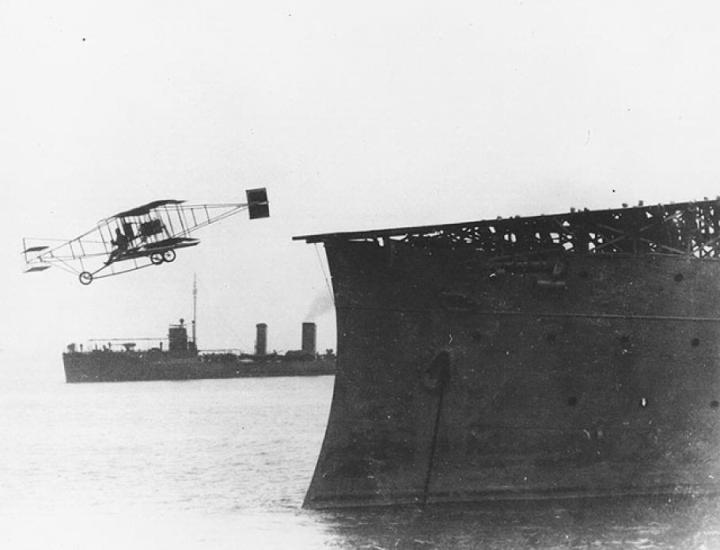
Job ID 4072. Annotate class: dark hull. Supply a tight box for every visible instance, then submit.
[63,352,334,383]
[301,237,720,508]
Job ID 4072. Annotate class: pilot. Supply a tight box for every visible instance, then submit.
[108,228,130,263]
[113,228,129,250]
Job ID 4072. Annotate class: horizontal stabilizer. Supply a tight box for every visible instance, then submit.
[24,246,49,253]
[25,265,51,273]
[246,188,270,219]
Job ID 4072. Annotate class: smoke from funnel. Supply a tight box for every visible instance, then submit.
[305,290,334,321]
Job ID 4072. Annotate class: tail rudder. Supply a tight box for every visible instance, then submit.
[246,188,270,219]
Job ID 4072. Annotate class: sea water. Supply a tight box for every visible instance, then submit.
[1,358,719,549]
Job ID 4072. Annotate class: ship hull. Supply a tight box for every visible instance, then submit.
[303,239,720,508]
[63,353,334,383]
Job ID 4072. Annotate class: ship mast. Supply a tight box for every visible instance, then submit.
[192,274,197,349]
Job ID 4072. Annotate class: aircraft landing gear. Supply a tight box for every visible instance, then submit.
[79,271,93,285]
[150,249,176,265]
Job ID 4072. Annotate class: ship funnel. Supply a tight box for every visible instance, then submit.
[302,322,317,355]
[255,323,267,356]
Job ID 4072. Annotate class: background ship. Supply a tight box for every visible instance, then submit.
[296,198,720,508]
[63,320,335,383]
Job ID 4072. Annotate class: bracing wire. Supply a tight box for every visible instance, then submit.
[314,244,334,306]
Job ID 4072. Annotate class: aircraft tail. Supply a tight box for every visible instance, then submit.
[246,188,270,219]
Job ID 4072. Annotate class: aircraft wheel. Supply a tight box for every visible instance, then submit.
[163,249,176,263]
[79,272,93,285]
[150,252,164,265]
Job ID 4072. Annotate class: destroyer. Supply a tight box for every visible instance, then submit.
[295,198,720,508]
[63,320,334,383]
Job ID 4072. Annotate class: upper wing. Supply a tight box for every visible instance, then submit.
[119,189,269,240]
[112,200,185,219]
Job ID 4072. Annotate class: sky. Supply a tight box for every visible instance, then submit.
[2,1,720,361]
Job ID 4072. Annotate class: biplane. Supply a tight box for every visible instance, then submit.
[23,188,269,285]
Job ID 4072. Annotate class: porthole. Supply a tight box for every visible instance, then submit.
[674,273,684,283]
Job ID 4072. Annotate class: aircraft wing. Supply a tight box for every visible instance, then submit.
[112,200,185,219]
